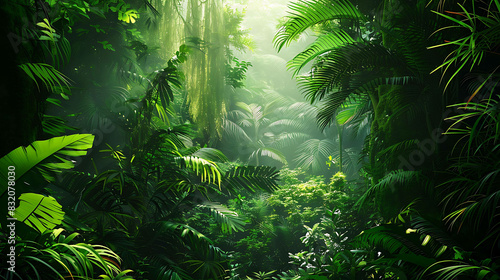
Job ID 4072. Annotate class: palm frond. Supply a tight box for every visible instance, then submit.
[298,43,408,104]
[0,134,95,196]
[356,170,422,209]
[222,166,279,193]
[421,259,500,280]
[376,139,419,159]
[202,202,246,234]
[274,0,365,52]
[271,132,310,149]
[42,114,76,136]
[353,224,427,256]
[294,138,336,172]
[287,30,356,75]
[17,229,130,279]
[189,147,229,163]
[19,63,71,95]
[176,156,222,187]
[223,119,253,143]
[250,147,288,165]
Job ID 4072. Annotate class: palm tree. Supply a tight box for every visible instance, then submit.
[223,101,306,166]
[275,0,452,189]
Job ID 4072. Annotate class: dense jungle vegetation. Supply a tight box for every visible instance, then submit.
[1,0,500,279]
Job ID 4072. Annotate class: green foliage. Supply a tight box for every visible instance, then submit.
[223,166,280,193]
[429,0,500,91]
[19,63,71,96]
[223,101,302,165]
[273,0,365,52]
[226,56,253,88]
[294,139,335,172]
[36,17,71,67]
[14,193,65,233]
[247,270,276,280]
[9,0,500,279]
[1,228,134,279]
[202,202,247,234]
[0,134,94,195]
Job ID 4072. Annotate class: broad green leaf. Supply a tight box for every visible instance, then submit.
[0,134,95,196]
[14,193,65,233]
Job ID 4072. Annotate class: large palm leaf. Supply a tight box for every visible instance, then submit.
[14,193,65,233]
[295,138,336,173]
[287,30,357,75]
[19,63,71,96]
[222,166,280,193]
[201,202,246,234]
[0,134,95,196]
[274,0,365,52]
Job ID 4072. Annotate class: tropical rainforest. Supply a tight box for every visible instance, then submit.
[1,0,500,279]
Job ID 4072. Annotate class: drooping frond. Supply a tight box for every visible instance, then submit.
[177,156,222,187]
[201,202,246,234]
[222,166,279,193]
[287,30,356,75]
[271,132,311,149]
[376,139,420,159]
[274,0,365,52]
[19,63,71,95]
[316,90,353,129]
[189,147,229,163]
[42,114,76,136]
[294,138,336,172]
[356,170,422,209]
[298,43,408,104]
[158,221,214,246]
[223,119,253,143]
[421,259,500,280]
[353,224,430,257]
[250,147,288,165]
[315,75,416,129]
[267,119,307,131]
